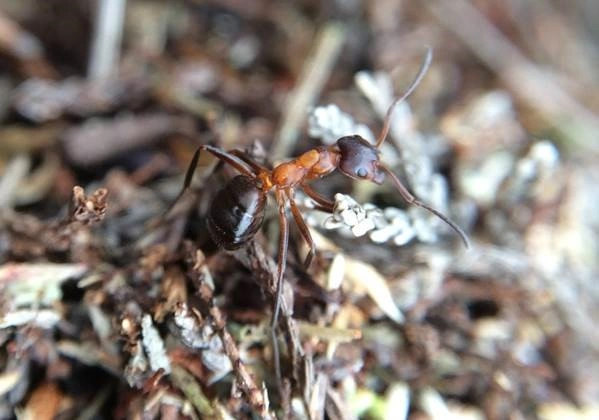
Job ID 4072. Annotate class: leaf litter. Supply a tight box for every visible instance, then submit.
[1,1,598,419]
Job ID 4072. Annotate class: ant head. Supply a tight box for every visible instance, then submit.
[333,49,470,249]
[336,49,433,186]
[336,135,385,184]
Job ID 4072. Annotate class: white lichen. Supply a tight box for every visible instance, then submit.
[141,314,171,374]
[317,193,452,247]
[173,303,232,384]
[308,104,374,145]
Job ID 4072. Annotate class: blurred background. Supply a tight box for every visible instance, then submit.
[1,0,598,419]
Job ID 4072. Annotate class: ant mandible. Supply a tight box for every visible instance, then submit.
[175,48,469,382]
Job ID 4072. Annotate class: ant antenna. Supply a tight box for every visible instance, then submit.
[371,48,469,248]
[376,47,433,148]
[378,163,471,248]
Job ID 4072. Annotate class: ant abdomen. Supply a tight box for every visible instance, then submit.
[207,175,266,250]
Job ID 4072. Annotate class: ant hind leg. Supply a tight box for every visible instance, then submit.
[271,190,289,390]
[229,149,269,174]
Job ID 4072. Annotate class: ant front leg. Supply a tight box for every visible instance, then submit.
[286,189,316,269]
[272,189,289,389]
[302,184,335,213]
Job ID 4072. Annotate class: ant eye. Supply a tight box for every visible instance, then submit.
[356,168,368,178]
[232,206,244,217]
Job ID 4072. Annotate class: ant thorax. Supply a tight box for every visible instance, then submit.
[271,161,308,188]
[271,147,340,187]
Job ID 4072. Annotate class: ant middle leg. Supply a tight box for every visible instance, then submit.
[286,189,316,269]
[228,149,270,174]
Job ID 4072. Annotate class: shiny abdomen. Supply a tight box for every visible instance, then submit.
[207,175,266,250]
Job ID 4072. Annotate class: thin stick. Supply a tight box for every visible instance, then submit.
[273,23,346,160]
[88,0,126,79]
[192,279,273,419]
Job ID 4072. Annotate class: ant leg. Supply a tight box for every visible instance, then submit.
[200,145,256,177]
[302,184,335,213]
[286,189,316,269]
[378,163,471,248]
[272,189,289,388]
[164,145,257,215]
[228,149,269,173]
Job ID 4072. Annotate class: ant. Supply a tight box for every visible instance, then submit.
[172,48,469,385]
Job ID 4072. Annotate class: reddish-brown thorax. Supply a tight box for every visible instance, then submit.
[267,146,340,190]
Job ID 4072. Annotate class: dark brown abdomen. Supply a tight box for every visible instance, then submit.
[207,175,266,250]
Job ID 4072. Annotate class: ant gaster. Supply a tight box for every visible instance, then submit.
[175,48,469,382]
